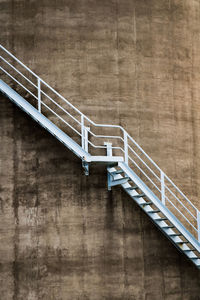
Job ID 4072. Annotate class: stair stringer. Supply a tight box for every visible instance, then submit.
[0,79,91,161]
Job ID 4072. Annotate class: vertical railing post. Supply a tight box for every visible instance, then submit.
[81,114,85,150]
[37,78,41,113]
[124,131,128,165]
[81,114,90,175]
[197,210,200,243]
[84,126,90,153]
[81,115,90,152]
[161,170,165,205]
[104,142,113,191]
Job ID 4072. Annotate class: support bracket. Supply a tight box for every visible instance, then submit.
[82,159,89,176]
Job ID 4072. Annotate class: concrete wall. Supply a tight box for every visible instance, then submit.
[1,0,200,299]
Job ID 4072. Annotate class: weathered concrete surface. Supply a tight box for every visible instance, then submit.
[1,0,200,299]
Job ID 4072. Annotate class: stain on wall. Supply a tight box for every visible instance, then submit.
[1,0,200,299]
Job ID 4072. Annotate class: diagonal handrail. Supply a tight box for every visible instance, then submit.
[1,44,200,243]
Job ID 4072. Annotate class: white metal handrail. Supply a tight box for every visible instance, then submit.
[0,44,200,242]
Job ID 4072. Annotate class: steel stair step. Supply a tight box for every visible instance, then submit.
[187,253,198,259]
[169,233,182,237]
[155,217,168,221]
[113,176,129,182]
[161,225,175,229]
[184,249,196,252]
[110,170,124,175]
[176,240,189,244]
[126,185,138,191]
[140,201,153,206]
[110,176,130,187]
[192,259,200,266]
[133,193,145,198]
[148,210,160,213]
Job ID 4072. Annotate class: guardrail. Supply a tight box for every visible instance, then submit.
[1,44,200,242]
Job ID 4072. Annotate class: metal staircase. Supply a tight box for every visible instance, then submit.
[1,44,200,268]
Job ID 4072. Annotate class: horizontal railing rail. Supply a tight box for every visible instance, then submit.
[0,44,199,243]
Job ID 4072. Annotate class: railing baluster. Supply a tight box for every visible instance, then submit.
[38,78,41,113]
[161,170,165,205]
[81,115,90,152]
[124,131,128,165]
[81,115,85,149]
[84,127,90,153]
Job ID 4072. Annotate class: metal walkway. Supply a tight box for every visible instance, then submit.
[1,44,200,268]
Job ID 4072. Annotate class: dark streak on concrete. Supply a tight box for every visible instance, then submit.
[12,105,19,300]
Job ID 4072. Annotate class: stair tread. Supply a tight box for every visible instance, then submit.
[133,193,145,198]
[176,240,189,244]
[126,185,138,190]
[169,233,182,236]
[161,225,175,228]
[113,176,129,181]
[190,256,198,259]
[111,170,124,174]
[141,201,153,206]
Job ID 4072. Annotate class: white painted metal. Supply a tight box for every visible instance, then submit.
[37,78,41,113]
[123,131,128,165]
[161,170,165,205]
[84,127,90,153]
[104,142,113,157]
[1,44,200,268]
[198,211,200,243]
[81,115,85,150]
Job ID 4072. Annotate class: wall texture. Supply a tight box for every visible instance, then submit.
[1,0,200,299]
